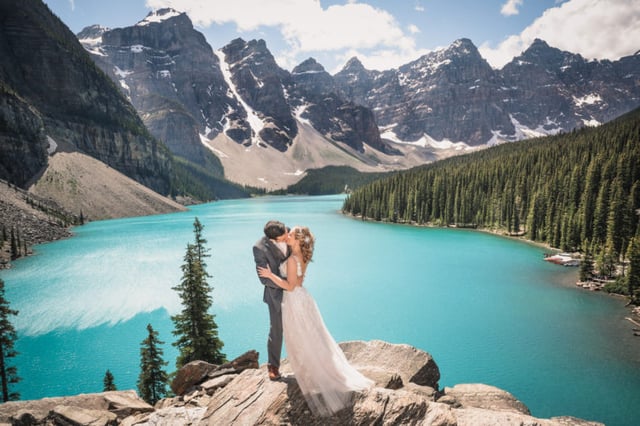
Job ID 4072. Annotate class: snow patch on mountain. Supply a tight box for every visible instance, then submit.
[46,136,58,155]
[510,115,552,140]
[136,9,182,27]
[294,105,312,126]
[214,49,265,147]
[380,126,471,151]
[113,66,133,94]
[573,94,603,107]
[582,118,601,127]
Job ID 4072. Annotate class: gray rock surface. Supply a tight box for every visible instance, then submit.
[0,341,604,426]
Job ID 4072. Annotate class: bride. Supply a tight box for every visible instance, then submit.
[257,226,373,416]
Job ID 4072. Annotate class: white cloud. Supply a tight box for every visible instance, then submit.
[146,0,425,71]
[481,0,640,68]
[501,0,523,16]
[69,0,75,11]
[415,4,425,12]
[408,24,420,34]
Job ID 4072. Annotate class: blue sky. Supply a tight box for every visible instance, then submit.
[45,0,639,73]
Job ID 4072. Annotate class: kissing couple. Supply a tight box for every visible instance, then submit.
[252,220,373,417]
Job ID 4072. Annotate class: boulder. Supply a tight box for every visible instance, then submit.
[171,350,259,396]
[441,383,530,414]
[49,405,117,426]
[170,360,218,396]
[340,339,440,389]
[0,391,152,424]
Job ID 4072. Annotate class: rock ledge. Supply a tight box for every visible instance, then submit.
[0,340,603,425]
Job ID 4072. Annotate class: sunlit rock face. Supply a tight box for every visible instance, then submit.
[0,0,172,194]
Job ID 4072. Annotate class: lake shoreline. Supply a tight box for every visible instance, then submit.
[341,210,639,314]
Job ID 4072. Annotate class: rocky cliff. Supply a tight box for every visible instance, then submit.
[0,0,173,195]
[80,11,387,159]
[0,341,602,425]
[334,38,640,147]
[79,10,227,176]
[78,11,409,190]
[78,9,640,190]
[289,58,391,154]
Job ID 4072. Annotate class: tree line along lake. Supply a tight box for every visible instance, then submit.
[1,195,639,426]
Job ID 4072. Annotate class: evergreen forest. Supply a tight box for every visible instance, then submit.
[283,166,391,195]
[342,108,640,296]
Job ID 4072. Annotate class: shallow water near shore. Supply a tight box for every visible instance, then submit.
[2,195,640,426]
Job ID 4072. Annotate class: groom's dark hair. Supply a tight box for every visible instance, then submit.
[264,220,286,239]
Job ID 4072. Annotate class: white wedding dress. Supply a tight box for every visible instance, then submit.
[280,257,373,416]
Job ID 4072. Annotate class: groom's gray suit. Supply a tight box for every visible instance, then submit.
[253,236,289,368]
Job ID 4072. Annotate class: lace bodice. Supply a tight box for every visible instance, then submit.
[279,255,303,279]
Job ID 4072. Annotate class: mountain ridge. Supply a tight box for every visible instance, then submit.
[77,8,640,189]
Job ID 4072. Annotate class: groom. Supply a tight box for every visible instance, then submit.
[253,220,289,380]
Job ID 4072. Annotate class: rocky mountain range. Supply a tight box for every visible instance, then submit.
[79,9,402,190]
[2,2,639,208]
[334,37,640,146]
[78,9,640,189]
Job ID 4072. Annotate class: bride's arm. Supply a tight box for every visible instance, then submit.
[257,258,302,291]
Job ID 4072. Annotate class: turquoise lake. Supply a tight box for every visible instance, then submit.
[1,194,639,425]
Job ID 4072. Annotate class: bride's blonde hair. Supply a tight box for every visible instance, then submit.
[292,226,315,264]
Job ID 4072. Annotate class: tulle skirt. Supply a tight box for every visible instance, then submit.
[282,286,373,416]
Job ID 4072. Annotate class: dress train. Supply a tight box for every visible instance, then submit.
[282,285,373,416]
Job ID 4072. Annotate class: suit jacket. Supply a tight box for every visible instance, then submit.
[253,236,289,310]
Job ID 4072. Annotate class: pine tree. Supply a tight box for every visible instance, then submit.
[579,251,594,282]
[103,370,116,391]
[0,279,20,401]
[10,229,17,260]
[628,235,640,304]
[172,218,226,369]
[137,324,168,405]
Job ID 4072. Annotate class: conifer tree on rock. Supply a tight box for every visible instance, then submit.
[172,218,226,369]
[137,323,168,405]
[0,278,20,402]
[103,369,116,391]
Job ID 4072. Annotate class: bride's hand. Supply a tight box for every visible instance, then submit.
[257,264,272,278]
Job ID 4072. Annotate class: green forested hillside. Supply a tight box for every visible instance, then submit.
[343,108,640,293]
[284,166,391,195]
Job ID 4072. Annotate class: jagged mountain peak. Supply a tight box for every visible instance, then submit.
[292,57,326,74]
[222,38,276,66]
[447,38,479,55]
[136,8,186,26]
[514,38,585,69]
[225,37,268,51]
[399,37,489,80]
[342,57,366,72]
[334,57,374,83]
[77,24,110,40]
[529,38,551,50]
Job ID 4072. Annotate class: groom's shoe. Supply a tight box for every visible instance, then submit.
[268,364,281,381]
